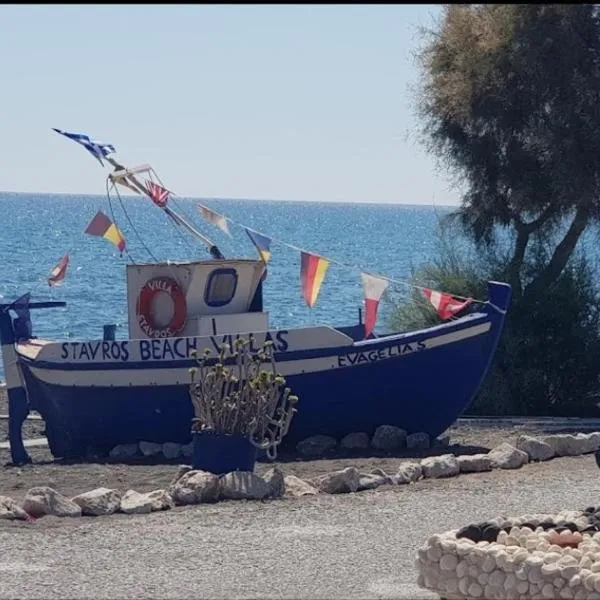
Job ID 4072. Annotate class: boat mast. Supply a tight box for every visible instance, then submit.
[106,157,225,260]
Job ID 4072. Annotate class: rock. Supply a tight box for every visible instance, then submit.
[138,441,162,457]
[406,432,430,450]
[23,487,82,518]
[371,425,407,451]
[516,435,555,461]
[420,454,459,479]
[219,471,271,500]
[314,467,360,494]
[488,442,529,470]
[262,467,285,498]
[109,444,139,460]
[394,462,423,484]
[283,475,319,498]
[120,490,153,514]
[162,442,181,460]
[457,454,493,473]
[357,473,390,491]
[72,487,122,516]
[0,495,29,520]
[339,432,370,450]
[542,434,593,457]
[296,435,337,458]
[168,465,193,494]
[146,489,174,511]
[171,470,220,505]
[181,442,193,458]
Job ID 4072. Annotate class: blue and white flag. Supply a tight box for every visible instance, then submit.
[52,128,116,166]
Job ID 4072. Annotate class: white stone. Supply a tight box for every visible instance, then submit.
[138,441,162,457]
[371,425,407,450]
[516,435,555,461]
[23,486,81,518]
[109,444,138,460]
[72,487,122,516]
[439,554,458,571]
[420,454,460,478]
[119,490,153,514]
[406,432,430,450]
[394,462,422,484]
[219,471,271,500]
[542,434,591,457]
[0,495,29,520]
[488,442,529,469]
[162,442,181,459]
[339,432,370,450]
[283,475,319,497]
[146,489,174,511]
[171,470,220,505]
[314,467,360,494]
[457,454,493,473]
[357,473,389,491]
[296,435,337,457]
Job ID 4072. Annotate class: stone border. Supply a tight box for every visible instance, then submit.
[416,510,600,599]
[2,431,600,522]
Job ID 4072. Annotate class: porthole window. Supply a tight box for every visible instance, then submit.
[205,268,238,307]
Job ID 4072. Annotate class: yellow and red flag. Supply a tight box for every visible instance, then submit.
[84,211,126,254]
[300,251,330,308]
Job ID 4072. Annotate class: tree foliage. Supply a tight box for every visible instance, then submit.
[418,4,600,302]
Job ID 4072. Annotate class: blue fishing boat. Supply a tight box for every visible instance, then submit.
[0,131,512,464]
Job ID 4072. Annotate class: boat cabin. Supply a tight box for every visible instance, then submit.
[126,259,268,340]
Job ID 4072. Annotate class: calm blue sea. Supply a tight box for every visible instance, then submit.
[0,193,460,381]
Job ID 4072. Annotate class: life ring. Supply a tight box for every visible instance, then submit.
[136,276,187,338]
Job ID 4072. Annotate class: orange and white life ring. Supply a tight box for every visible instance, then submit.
[136,276,187,338]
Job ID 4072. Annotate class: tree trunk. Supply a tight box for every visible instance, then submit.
[508,227,529,299]
[522,204,591,303]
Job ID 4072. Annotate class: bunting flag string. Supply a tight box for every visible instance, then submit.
[84,211,127,255]
[198,204,231,237]
[48,255,70,288]
[361,273,390,338]
[300,252,330,309]
[423,289,473,320]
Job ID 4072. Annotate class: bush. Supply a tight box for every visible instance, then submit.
[388,226,600,417]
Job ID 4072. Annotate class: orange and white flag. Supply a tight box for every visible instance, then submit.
[48,255,70,287]
[423,288,472,320]
[361,273,389,338]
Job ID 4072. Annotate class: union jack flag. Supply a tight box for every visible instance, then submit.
[145,180,170,208]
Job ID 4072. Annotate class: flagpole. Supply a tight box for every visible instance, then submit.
[105,158,225,260]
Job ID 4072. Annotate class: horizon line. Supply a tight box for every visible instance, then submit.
[0,189,460,209]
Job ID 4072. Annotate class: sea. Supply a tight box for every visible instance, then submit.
[3,192,594,383]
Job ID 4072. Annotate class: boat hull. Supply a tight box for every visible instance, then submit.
[15,306,508,459]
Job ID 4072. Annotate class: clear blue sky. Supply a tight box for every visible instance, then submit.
[0,4,460,205]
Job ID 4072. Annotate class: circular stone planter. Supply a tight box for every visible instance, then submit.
[416,509,600,599]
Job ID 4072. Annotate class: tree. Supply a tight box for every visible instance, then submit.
[418,4,600,303]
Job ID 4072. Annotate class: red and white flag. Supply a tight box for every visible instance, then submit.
[48,255,70,288]
[423,288,472,320]
[145,180,170,208]
[361,273,390,338]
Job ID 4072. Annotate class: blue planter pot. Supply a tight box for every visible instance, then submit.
[191,430,257,475]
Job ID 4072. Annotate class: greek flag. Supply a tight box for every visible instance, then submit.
[52,128,116,166]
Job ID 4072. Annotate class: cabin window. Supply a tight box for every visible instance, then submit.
[205,268,238,307]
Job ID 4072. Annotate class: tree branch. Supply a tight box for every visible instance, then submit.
[522,204,591,302]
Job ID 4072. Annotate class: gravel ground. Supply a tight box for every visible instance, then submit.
[1,456,600,600]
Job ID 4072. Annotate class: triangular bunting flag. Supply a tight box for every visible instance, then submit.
[48,255,70,288]
[361,273,389,338]
[198,205,231,237]
[300,251,330,309]
[423,288,473,320]
[245,228,272,263]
